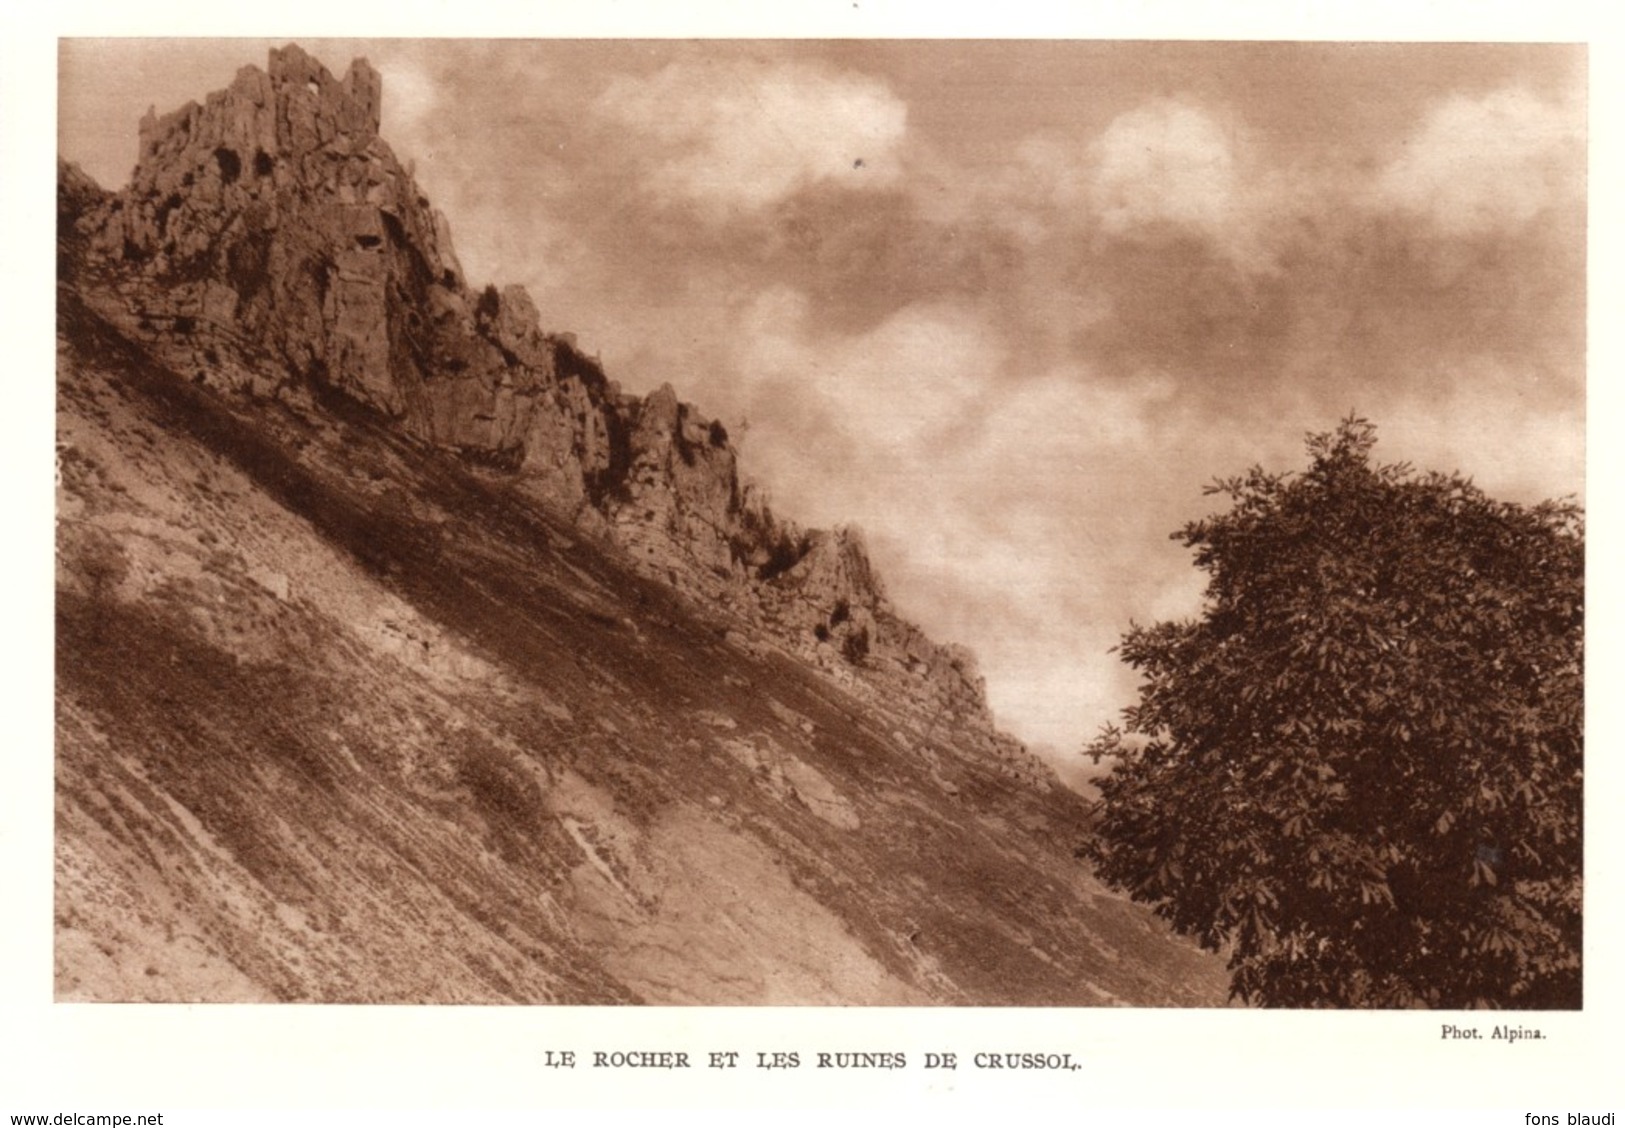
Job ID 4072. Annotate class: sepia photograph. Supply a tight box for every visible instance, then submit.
[9,6,1619,1117]
[51,36,1586,1011]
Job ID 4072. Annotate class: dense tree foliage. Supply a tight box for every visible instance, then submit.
[1082,419,1582,1007]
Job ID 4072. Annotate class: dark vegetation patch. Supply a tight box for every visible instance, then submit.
[455,739,544,853]
[726,501,813,581]
[213,147,241,184]
[56,590,337,901]
[454,443,526,473]
[380,209,408,248]
[756,527,813,582]
[226,228,274,301]
[583,403,634,507]
[305,257,332,305]
[475,284,500,322]
[674,405,698,468]
[552,335,610,396]
[155,193,184,236]
[841,625,870,666]
[161,246,219,287]
[57,169,107,281]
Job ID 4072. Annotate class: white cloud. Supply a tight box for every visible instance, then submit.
[1376,359,1584,504]
[736,288,998,452]
[596,59,908,213]
[1090,99,1241,239]
[723,301,1205,748]
[1372,88,1583,238]
[376,56,439,147]
[979,367,1176,468]
[919,132,1094,244]
[1083,97,1305,276]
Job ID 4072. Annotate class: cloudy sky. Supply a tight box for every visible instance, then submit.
[58,39,1587,760]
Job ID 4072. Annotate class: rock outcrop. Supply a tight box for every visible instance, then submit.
[64,44,1050,788]
[52,42,1246,1008]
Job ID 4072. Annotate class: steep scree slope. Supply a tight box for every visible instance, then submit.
[55,44,1228,1004]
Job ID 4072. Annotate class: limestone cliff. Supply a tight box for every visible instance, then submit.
[53,42,1242,1006]
[65,44,1052,789]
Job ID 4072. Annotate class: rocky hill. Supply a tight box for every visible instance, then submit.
[55,44,1228,1004]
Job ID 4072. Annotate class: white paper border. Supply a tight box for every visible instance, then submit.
[6,0,1620,1113]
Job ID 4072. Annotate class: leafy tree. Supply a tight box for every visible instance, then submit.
[1082,418,1582,1007]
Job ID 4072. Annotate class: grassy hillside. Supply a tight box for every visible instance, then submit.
[55,290,1229,1005]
